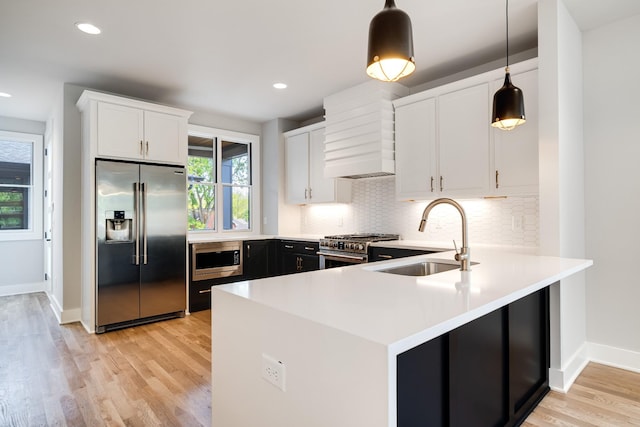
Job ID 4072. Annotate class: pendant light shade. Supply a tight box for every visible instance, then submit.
[491,0,526,131]
[367,0,415,82]
[492,69,526,130]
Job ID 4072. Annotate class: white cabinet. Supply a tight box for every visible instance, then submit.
[395,98,437,199]
[78,91,191,165]
[438,83,491,196]
[394,59,538,201]
[492,69,539,195]
[285,123,351,204]
[395,83,491,200]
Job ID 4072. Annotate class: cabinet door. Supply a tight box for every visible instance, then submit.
[449,307,508,427]
[243,240,271,280]
[395,98,437,200]
[285,133,310,204]
[493,69,539,195]
[439,83,491,197]
[97,102,144,160]
[308,127,335,203]
[144,110,187,165]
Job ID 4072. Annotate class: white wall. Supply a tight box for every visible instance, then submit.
[583,14,640,361]
[262,118,302,236]
[0,116,46,294]
[538,0,588,391]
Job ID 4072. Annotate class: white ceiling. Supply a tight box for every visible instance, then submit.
[0,0,638,124]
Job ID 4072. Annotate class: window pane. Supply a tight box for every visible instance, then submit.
[188,183,215,231]
[0,187,28,230]
[0,140,32,185]
[188,135,215,184]
[222,185,250,230]
[221,141,250,185]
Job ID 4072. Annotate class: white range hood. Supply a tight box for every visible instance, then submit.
[323,81,409,179]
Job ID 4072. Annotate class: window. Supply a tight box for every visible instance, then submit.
[0,131,43,241]
[187,125,260,234]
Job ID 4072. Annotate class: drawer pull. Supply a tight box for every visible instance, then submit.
[378,254,393,259]
[304,246,315,251]
[198,289,212,294]
[284,244,294,249]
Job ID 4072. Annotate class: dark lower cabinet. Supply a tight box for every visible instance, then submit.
[243,239,275,280]
[368,246,435,262]
[279,240,319,275]
[397,286,550,427]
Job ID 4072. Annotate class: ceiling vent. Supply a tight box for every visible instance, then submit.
[323,80,409,179]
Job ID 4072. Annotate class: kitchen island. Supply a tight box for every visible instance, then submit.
[211,249,592,427]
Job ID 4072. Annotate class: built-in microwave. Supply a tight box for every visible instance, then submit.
[191,241,243,281]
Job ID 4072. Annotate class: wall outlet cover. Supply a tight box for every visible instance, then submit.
[261,353,286,391]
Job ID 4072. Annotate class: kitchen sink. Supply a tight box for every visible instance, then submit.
[374,260,477,276]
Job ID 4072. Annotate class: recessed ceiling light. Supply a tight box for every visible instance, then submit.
[0,92,11,98]
[273,83,287,89]
[75,22,101,35]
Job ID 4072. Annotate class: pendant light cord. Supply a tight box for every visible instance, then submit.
[505,0,509,69]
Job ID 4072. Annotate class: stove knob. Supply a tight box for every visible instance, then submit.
[347,243,353,250]
[358,244,364,251]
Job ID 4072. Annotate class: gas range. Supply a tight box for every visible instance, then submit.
[318,234,400,262]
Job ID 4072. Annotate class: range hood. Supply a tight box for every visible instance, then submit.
[323,81,409,179]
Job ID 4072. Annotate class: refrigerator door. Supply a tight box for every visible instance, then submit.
[96,160,141,327]
[139,164,187,318]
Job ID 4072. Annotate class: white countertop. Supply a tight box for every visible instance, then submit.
[214,249,592,355]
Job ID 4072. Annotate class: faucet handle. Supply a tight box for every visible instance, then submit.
[452,239,459,255]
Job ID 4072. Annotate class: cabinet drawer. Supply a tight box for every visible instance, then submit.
[279,240,319,254]
[369,247,434,262]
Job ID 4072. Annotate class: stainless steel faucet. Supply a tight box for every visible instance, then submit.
[418,198,470,271]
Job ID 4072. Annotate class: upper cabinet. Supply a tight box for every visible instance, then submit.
[492,69,539,195]
[438,83,491,197]
[284,123,352,204]
[77,91,192,165]
[394,59,538,201]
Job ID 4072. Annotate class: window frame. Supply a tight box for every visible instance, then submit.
[187,124,260,236]
[0,130,43,241]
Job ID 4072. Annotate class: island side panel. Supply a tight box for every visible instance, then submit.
[211,288,390,427]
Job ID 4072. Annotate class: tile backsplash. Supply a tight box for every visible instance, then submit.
[300,176,539,248]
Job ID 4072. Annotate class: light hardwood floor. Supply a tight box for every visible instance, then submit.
[1,292,639,426]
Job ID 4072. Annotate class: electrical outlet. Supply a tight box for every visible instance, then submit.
[512,215,524,231]
[262,354,286,391]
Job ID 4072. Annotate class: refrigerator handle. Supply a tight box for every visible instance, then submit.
[134,182,140,265]
[142,182,148,265]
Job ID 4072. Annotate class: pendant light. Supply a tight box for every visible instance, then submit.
[366,0,415,82]
[491,0,526,130]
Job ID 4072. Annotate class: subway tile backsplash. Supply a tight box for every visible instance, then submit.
[300,176,539,248]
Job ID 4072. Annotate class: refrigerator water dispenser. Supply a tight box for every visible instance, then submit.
[106,210,133,242]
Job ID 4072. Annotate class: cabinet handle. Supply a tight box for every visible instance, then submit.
[496,170,500,189]
[430,176,434,192]
[139,140,144,155]
[304,189,308,200]
[297,256,302,271]
[198,289,212,294]
[309,188,312,199]
[378,254,393,259]
[145,141,149,155]
[247,244,251,258]
[284,244,294,249]
[304,246,315,251]
[440,176,444,192]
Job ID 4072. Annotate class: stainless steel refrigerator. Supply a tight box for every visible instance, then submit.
[96,159,187,333]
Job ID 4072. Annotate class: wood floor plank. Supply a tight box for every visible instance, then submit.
[2,292,640,426]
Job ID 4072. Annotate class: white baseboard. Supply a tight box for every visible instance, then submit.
[46,292,81,324]
[549,342,589,392]
[0,282,46,297]
[588,342,640,374]
[550,341,640,393]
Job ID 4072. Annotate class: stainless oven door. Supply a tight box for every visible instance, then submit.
[318,252,367,269]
